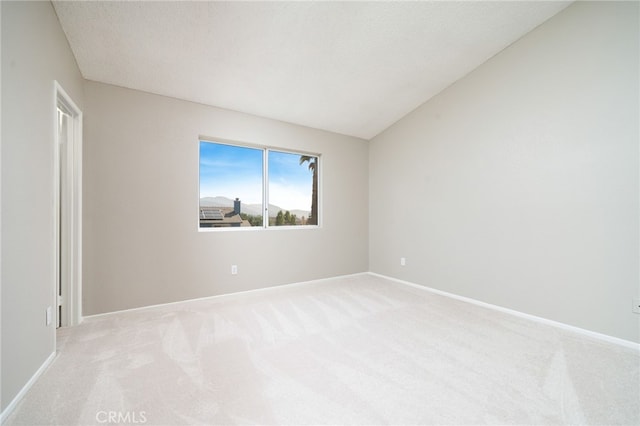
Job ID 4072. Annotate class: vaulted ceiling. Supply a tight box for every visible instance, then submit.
[52,1,571,140]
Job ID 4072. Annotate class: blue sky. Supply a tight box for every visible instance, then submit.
[199,142,314,212]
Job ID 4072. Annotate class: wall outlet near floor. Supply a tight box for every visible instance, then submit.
[231,265,238,275]
[400,257,406,266]
[633,298,640,314]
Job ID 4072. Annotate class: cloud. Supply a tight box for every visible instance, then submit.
[269,181,312,212]
[200,178,263,205]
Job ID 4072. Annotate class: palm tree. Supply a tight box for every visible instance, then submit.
[299,155,318,225]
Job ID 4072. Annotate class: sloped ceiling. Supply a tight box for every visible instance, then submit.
[52,1,571,140]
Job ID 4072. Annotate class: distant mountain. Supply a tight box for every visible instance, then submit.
[200,197,310,219]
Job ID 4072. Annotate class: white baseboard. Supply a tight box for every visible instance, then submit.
[0,351,56,423]
[84,270,639,350]
[83,272,370,320]
[369,272,640,351]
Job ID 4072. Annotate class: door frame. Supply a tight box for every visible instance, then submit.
[54,81,82,328]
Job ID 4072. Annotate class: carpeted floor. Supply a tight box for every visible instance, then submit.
[5,274,640,425]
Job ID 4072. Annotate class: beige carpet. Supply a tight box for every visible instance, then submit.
[5,274,640,425]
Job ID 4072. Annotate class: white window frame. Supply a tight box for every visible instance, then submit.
[198,137,321,231]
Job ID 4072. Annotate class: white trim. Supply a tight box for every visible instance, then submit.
[70,270,640,351]
[52,85,61,329]
[0,351,56,423]
[263,145,270,228]
[84,272,369,320]
[369,272,640,351]
[198,135,321,159]
[54,81,83,328]
[197,138,321,231]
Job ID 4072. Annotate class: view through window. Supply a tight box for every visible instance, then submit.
[199,141,319,228]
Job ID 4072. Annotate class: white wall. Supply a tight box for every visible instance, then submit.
[369,1,639,343]
[83,81,369,315]
[1,1,85,411]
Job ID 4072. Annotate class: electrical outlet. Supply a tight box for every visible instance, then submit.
[400,257,406,266]
[231,265,238,275]
[633,298,640,314]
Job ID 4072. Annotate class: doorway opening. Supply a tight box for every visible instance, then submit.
[55,81,82,328]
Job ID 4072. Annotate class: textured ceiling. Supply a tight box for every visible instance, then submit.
[52,1,571,140]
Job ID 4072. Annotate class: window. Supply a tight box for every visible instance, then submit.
[199,140,319,229]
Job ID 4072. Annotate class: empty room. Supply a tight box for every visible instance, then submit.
[1,0,639,425]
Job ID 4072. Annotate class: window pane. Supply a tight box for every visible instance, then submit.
[199,142,263,228]
[268,150,318,226]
